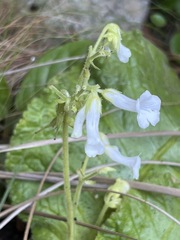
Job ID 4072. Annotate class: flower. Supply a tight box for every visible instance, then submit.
[104,24,131,63]
[117,44,131,63]
[71,93,104,158]
[101,133,141,179]
[101,89,161,129]
[104,179,130,208]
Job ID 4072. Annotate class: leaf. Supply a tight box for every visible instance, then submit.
[6,30,180,239]
[0,77,11,120]
[15,40,90,111]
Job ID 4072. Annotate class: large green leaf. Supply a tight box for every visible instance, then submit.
[6,30,180,239]
[15,40,90,111]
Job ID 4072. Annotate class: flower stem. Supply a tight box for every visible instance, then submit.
[62,113,75,240]
[95,204,109,226]
[73,156,89,215]
[92,25,109,54]
[78,25,110,89]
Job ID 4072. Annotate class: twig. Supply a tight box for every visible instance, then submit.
[0,159,180,197]
[0,162,110,227]
[0,56,85,76]
[0,161,180,229]
[0,131,180,153]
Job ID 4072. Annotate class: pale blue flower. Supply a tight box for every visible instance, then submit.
[101,133,141,179]
[101,89,161,129]
[71,93,104,158]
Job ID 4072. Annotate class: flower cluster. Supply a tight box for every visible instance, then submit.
[71,87,161,179]
[71,26,161,179]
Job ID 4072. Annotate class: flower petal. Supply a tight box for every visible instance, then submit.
[101,133,141,179]
[117,44,131,63]
[105,145,141,179]
[136,90,161,128]
[85,140,104,158]
[137,111,150,129]
[137,110,160,129]
[137,90,161,112]
[71,106,86,138]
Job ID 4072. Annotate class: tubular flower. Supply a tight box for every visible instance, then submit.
[101,89,161,129]
[101,133,141,179]
[105,23,131,63]
[71,93,104,158]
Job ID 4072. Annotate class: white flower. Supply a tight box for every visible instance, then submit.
[117,44,131,63]
[71,93,104,158]
[101,89,161,129]
[101,134,141,179]
[105,24,131,63]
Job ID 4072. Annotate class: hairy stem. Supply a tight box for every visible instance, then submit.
[62,113,75,240]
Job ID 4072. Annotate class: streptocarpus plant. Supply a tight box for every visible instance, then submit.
[50,23,161,240]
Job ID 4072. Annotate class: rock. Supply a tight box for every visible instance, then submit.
[19,0,150,37]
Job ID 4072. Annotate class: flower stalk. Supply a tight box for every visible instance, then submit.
[62,113,75,240]
[49,23,161,239]
[73,156,89,216]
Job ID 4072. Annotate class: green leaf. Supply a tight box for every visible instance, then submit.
[0,77,11,120]
[6,30,180,239]
[15,40,90,111]
[95,191,180,240]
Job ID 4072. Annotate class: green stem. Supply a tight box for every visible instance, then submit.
[92,25,109,54]
[62,113,75,240]
[78,25,109,89]
[77,52,91,89]
[95,204,109,226]
[73,156,89,215]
